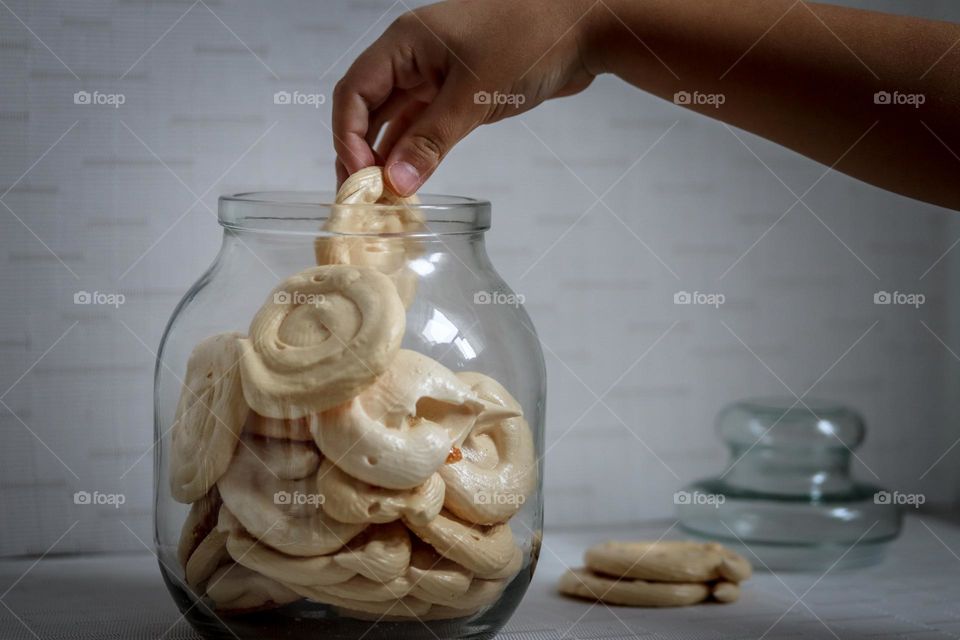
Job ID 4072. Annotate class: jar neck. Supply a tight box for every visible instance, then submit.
[215,228,494,284]
[218,191,492,236]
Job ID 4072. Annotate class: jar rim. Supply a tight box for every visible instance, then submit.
[219,190,491,236]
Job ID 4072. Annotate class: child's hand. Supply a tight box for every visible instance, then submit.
[332,0,598,195]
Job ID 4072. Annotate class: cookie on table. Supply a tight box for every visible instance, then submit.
[557,568,710,607]
[712,581,741,603]
[585,540,752,583]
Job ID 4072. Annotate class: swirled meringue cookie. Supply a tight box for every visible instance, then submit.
[185,527,230,589]
[220,509,354,588]
[227,512,410,590]
[177,488,221,569]
[245,413,313,442]
[315,167,426,308]
[405,510,518,578]
[294,573,415,603]
[441,372,536,525]
[220,506,411,587]
[170,333,249,503]
[584,541,752,583]
[713,581,741,603]
[206,564,299,613]
[217,436,365,556]
[411,577,506,611]
[238,265,405,419]
[317,460,444,523]
[317,459,444,526]
[311,349,496,490]
[557,568,711,607]
[327,522,412,582]
[406,544,473,600]
[560,540,751,607]
[480,544,524,580]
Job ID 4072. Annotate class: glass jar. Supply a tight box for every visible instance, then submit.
[676,398,901,571]
[154,191,546,639]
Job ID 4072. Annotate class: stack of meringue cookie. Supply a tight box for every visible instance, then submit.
[169,169,536,620]
[558,541,752,607]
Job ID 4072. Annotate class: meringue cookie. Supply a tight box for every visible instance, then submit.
[712,581,741,603]
[185,527,230,589]
[584,541,752,583]
[245,413,313,442]
[217,436,365,556]
[220,507,411,588]
[411,577,506,611]
[334,167,388,205]
[317,459,444,526]
[406,544,473,601]
[235,435,321,480]
[327,522,412,582]
[557,568,711,607]
[315,167,425,308]
[405,510,517,578]
[238,265,405,419]
[480,544,524,581]
[206,564,299,612]
[295,574,414,602]
[222,517,355,588]
[440,372,536,525]
[311,350,491,490]
[177,488,221,569]
[170,333,249,503]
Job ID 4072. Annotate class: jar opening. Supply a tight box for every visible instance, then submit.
[219,190,491,237]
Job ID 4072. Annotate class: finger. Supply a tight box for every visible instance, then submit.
[331,73,386,174]
[383,80,487,196]
[366,90,415,150]
[332,39,415,174]
[367,81,441,149]
[336,158,348,187]
[376,100,428,160]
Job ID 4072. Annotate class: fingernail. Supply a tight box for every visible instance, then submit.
[387,161,420,196]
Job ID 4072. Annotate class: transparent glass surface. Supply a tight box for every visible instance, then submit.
[677,398,901,571]
[154,192,546,639]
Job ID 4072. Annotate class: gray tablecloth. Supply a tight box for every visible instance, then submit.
[2,516,958,639]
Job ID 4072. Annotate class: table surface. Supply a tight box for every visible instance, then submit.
[1,515,959,640]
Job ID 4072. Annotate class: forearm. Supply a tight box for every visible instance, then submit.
[584,0,960,210]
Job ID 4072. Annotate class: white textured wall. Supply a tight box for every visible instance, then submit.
[1,0,959,556]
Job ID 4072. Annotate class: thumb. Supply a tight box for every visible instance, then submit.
[383,84,485,196]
